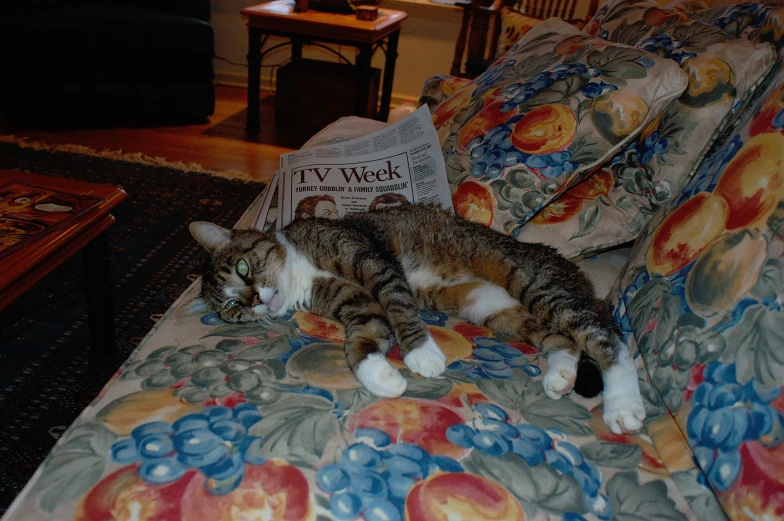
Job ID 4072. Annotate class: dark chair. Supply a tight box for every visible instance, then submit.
[0,0,215,126]
[451,0,598,79]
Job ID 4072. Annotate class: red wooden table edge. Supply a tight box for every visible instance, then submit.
[0,169,128,308]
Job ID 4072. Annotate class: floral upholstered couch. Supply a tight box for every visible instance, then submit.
[4,1,784,520]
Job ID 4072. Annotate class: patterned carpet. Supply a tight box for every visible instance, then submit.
[0,142,265,513]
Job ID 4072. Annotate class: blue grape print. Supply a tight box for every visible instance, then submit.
[445,407,611,519]
[446,336,541,379]
[315,428,463,521]
[687,362,784,491]
[109,403,266,494]
[465,62,600,181]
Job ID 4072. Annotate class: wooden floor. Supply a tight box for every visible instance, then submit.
[0,86,294,185]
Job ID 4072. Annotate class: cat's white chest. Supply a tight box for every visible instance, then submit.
[275,233,333,313]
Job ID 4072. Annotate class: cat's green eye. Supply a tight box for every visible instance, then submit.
[236,259,249,277]
[224,300,239,310]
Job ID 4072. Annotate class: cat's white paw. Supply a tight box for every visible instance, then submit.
[602,341,646,434]
[603,393,646,434]
[542,350,579,400]
[355,353,407,398]
[404,338,447,377]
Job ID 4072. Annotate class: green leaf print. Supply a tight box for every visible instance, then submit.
[571,203,601,240]
[33,422,117,513]
[611,19,651,47]
[721,304,784,386]
[582,440,642,469]
[627,278,672,339]
[446,152,467,188]
[569,134,605,164]
[462,450,589,516]
[671,471,730,521]
[672,23,727,52]
[522,397,595,436]
[589,47,649,84]
[474,368,549,413]
[248,394,339,468]
[751,259,784,301]
[607,471,688,521]
[654,292,682,352]
[403,376,453,400]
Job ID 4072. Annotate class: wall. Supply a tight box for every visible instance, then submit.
[212,0,463,104]
[213,0,598,104]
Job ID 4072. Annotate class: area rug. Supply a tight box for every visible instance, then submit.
[0,142,266,513]
[0,135,251,182]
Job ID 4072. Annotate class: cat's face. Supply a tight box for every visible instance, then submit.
[189,222,286,322]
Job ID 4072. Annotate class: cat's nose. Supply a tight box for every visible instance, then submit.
[251,293,262,307]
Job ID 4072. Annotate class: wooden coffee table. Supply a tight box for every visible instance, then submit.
[0,170,128,361]
[242,0,408,131]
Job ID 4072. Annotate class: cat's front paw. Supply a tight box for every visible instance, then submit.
[603,393,646,434]
[542,350,578,399]
[355,353,408,398]
[404,338,447,377]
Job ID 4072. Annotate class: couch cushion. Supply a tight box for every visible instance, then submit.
[1,185,709,521]
[512,0,775,260]
[669,0,784,59]
[612,61,784,519]
[428,18,687,246]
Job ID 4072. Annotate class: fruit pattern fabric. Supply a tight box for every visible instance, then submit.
[424,18,688,243]
[668,0,784,60]
[514,0,775,260]
[2,283,703,520]
[610,62,784,521]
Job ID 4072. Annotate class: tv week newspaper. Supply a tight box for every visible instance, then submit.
[251,105,453,231]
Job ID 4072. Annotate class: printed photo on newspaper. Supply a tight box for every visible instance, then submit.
[260,105,452,230]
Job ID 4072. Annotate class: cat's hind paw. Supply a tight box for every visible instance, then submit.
[356,353,408,398]
[543,350,579,400]
[603,393,646,434]
[404,338,447,377]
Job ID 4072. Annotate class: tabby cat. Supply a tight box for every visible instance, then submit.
[190,204,645,434]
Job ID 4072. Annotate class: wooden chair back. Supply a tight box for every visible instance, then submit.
[450,0,599,79]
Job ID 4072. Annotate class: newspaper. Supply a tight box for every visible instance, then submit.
[251,105,453,232]
[303,116,391,149]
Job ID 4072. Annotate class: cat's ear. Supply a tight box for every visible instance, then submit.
[190,222,232,253]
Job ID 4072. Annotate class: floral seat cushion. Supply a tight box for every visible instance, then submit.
[2,287,705,521]
[1,190,711,521]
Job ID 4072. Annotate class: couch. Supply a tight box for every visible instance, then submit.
[3,0,784,520]
[0,0,215,126]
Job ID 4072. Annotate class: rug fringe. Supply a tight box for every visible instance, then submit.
[0,134,253,182]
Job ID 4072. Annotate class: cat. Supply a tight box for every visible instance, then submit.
[189,204,646,434]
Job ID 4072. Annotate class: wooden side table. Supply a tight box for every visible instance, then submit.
[0,170,127,362]
[242,0,408,132]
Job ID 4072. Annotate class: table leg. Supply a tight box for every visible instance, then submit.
[378,30,400,122]
[291,36,303,61]
[82,232,117,362]
[246,27,263,132]
[355,43,374,118]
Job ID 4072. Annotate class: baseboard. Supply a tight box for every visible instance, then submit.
[214,68,415,108]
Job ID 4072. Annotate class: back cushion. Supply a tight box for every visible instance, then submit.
[428,18,688,242]
[611,63,784,519]
[513,0,775,259]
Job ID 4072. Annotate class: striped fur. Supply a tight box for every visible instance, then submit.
[190,205,645,432]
